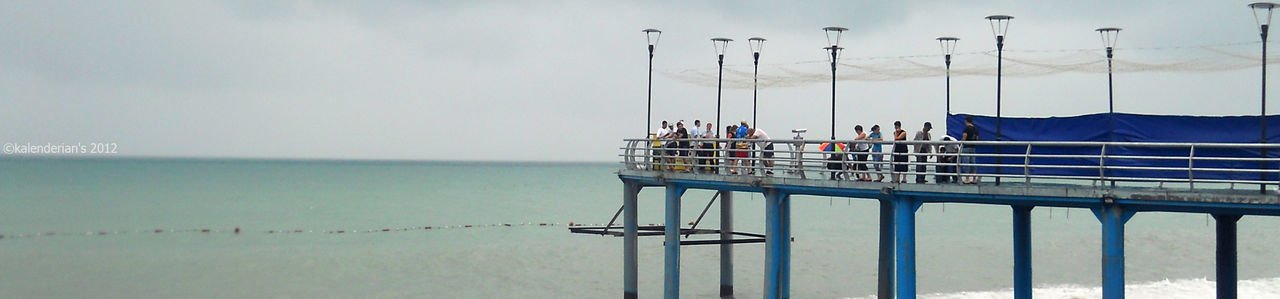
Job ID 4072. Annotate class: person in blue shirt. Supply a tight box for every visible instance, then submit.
[868,124,885,182]
[736,121,750,139]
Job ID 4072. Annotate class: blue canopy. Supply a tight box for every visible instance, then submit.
[943,113,1280,181]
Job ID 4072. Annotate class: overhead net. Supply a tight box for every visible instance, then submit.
[662,41,1278,89]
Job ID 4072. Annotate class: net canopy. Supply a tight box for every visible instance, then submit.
[663,41,1279,89]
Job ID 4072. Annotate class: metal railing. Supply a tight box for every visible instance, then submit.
[620,138,1280,191]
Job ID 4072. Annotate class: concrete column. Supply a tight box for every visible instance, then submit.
[894,196,922,299]
[664,184,687,299]
[1215,214,1242,299]
[764,189,791,299]
[623,182,640,299]
[877,198,895,299]
[1012,205,1034,299]
[719,190,734,297]
[1093,204,1135,299]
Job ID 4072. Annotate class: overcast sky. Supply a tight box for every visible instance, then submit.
[0,1,1275,162]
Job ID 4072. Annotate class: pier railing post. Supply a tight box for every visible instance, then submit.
[719,190,734,297]
[1214,214,1242,299]
[764,188,791,299]
[1013,205,1034,299]
[894,195,922,299]
[624,182,641,299]
[877,197,895,299]
[664,184,687,299]
[1092,203,1135,299]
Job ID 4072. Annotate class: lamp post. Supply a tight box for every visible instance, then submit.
[1252,2,1276,194]
[823,26,848,140]
[644,29,662,138]
[937,37,959,116]
[749,37,766,127]
[1097,28,1121,142]
[986,15,1012,185]
[713,37,733,138]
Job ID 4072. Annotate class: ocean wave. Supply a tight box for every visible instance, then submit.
[844,277,1280,299]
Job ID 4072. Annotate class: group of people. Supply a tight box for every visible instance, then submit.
[650,116,983,184]
[653,119,774,175]
[824,116,982,184]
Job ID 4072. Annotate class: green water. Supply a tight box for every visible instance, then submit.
[2,158,1279,298]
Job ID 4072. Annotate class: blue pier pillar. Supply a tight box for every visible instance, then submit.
[894,196,922,299]
[1214,214,1242,299]
[764,188,791,299]
[1012,205,1034,299]
[877,197,895,299]
[1092,204,1135,299]
[623,182,641,299]
[719,190,734,297]
[664,184,687,299]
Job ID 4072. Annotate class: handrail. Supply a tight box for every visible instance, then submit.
[619,137,1280,191]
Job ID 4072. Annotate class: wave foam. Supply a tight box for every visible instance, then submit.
[845,277,1280,299]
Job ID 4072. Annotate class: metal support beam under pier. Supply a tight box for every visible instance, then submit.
[719,190,734,297]
[764,189,791,299]
[894,196,922,299]
[1093,204,1135,299]
[1013,205,1033,299]
[623,182,640,299]
[878,197,895,299]
[664,184,687,299]
[1215,214,1242,299]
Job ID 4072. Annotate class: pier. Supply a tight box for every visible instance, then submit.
[601,138,1280,299]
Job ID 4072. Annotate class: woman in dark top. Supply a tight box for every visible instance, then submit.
[892,121,909,183]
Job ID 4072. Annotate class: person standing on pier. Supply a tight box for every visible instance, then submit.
[738,121,754,170]
[914,122,934,183]
[655,120,672,170]
[675,122,691,172]
[746,127,775,175]
[852,125,871,181]
[961,116,980,184]
[698,121,717,173]
[869,125,885,182]
[690,120,704,172]
[892,121,909,183]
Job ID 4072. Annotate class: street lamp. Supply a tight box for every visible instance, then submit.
[1097,27,1121,142]
[713,37,733,138]
[986,14,1012,185]
[937,37,959,116]
[1252,2,1276,193]
[644,28,662,138]
[749,37,766,128]
[823,26,848,140]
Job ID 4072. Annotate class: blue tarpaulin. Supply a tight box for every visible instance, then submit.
[943,113,1280,181]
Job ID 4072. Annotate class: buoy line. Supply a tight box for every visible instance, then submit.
[0,222,576,240]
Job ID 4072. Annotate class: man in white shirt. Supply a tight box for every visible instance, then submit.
[654,120,672,170]
[745,128,775,174]
[656,120,671,140]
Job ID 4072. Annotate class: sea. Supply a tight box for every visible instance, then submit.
[2,157,1280,298]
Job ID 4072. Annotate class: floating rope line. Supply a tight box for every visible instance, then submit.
[662,40,1280,88]
[0,222,574,240]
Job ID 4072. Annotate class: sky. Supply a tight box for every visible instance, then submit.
[0,1,1275,162]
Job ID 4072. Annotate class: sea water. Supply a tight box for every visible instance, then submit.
[1,157,1279,298]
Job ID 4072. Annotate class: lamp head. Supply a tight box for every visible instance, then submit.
[640,28,660,52]
[822,26,848,47]
[1251,2,1277,34]
[936,37,959,55]
[1096,27,1121,49]
[748,37,766,54]
[711,37,733,56]
[985,15,1014,41]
